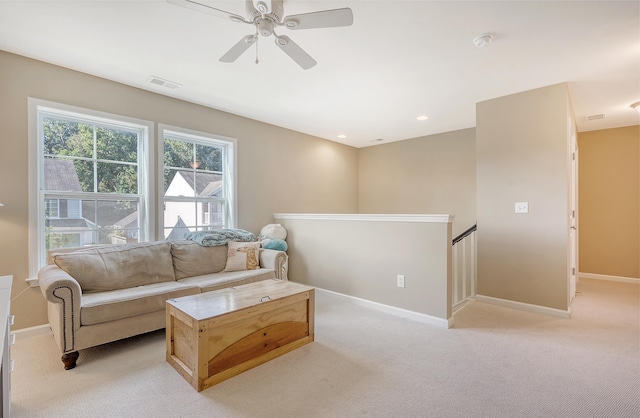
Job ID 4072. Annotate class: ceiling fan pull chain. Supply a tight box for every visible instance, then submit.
[255,35,260,64]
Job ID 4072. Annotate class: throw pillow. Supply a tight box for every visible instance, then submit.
[258,224,287,240]
[224,241,262,272]
[263,239,287,252]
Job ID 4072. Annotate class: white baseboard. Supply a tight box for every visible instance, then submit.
[452,297,475,314]
[579,273,640,284]
[12,324,52,341]
[475,294,571,319]
[315,288,454,329]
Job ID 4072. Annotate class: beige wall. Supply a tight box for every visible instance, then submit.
[358,128,476,237]
[476,83,571,311]
[578,126,639,278]
[276,215,452,322]
[0,51,359,330]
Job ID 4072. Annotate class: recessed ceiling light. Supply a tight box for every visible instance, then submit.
[337,134,347,139]
[416,115,429,121]
[473,33,494,48]
[371,138,385,142]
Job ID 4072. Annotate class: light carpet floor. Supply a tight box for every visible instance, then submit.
[10,278,640,417]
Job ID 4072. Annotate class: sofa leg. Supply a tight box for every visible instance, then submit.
[62,351,79,370]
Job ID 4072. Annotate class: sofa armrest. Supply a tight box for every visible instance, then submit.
[259,249,289,281]
[38,264,82,353]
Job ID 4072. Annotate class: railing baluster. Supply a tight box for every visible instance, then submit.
[452,225,477,311]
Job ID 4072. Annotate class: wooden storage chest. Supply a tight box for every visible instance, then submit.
[166,279,314,391]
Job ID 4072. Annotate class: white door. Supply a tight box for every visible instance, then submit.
[569,122,578,303]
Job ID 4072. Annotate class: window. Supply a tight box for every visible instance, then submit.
[29,99,153,275]
[45,199,60,219]
[160,126,236,240]
[29,101,237,277]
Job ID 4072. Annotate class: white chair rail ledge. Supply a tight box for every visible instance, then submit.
[273,213,454,223]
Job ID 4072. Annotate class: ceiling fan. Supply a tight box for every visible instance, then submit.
[167,0,354,70]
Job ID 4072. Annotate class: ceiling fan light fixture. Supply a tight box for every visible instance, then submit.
[473,33,494,48]
[257,19,274,36]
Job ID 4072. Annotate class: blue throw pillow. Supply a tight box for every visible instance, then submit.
[263,239,287,252]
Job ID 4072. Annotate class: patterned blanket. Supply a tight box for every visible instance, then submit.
[184,229,257,247]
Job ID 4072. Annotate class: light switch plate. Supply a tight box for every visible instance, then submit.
[515,202,529,213]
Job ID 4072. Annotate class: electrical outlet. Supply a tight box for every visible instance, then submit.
[397,275,405,288]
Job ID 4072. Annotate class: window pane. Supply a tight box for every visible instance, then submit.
[42,117,92,158]
[164,201,197,233]
[45,198,141,254]
[204,201,225,227]
[44,195,92,251]
[96,126,138,163]
[164,169,195,197]
[164,138,193,169]
[74,159,95,192]
[195,143,222,172]
[95,200,138,230]
[45,232,82,251]
[43,157,87,192]
[97,162,137,194]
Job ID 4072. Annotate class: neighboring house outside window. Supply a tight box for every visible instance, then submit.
[43,159,94,250]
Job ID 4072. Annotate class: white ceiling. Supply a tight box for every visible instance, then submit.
[1,0,638,148]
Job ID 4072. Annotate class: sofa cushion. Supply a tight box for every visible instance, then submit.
[80,281,200,326]
[53,242,175,293]
[170,240,228,279]
[177,269,276,293]
[224,241,262,272]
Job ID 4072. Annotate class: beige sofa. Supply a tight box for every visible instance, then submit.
[38,240,288,370]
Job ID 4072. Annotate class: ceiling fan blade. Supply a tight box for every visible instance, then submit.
[274,35,317,70]
[166,0,247,23]
[283,8,353,30]
[220,35,256,63]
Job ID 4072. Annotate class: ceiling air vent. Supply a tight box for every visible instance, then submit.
[585,113,605,121]
[147,76,181,90]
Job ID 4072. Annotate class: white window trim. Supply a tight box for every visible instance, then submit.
[158,124,237,237]
[28,98,155,278]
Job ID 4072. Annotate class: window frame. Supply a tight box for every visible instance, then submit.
[28,98,155,278]
[158,124,237,239]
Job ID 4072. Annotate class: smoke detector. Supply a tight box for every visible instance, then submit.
[473,33,494,48]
